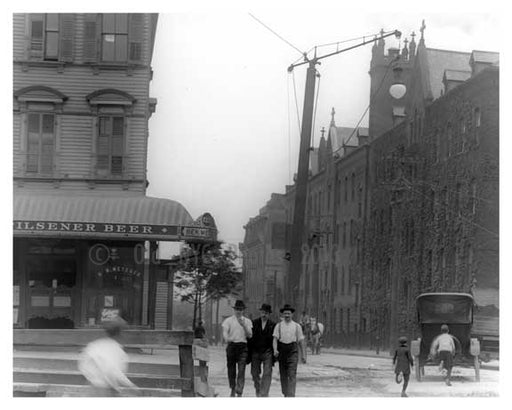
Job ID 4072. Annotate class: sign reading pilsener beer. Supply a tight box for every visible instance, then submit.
[13,219,217,241]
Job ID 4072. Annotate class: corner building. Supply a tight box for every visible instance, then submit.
[13,14,217,330]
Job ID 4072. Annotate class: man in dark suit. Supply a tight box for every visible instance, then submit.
[249,303,276,397]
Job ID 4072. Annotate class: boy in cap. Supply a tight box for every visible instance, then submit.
[430,324,456,386]
[249,303,276,397]
[222,299,253,397]
[78,316,136,396]
[272,304,305,397]
[392,336,414,397]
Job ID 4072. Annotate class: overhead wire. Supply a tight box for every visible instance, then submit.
[248,13,304,57]
[311,69,321,149]
[287,75,292,184]
[333,57,395,154]
[291,70,302,133]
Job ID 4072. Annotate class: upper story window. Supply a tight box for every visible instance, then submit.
[28,14,74,62]
[83,14,144,64]
[101,14,128,62]
[86,89,136,177]
[26,112,55,174]
[14,86,68,176]
[98,115,125,175]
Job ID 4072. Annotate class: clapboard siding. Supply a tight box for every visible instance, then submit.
[13,13,155,196]
[14,115,147,180]
[13,115,21,171]
[13,66,151,117]
[155,281,168,330]
[15,181,145,193]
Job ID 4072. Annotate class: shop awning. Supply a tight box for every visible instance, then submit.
[13,193,217,242]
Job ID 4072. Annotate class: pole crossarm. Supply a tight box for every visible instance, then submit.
[287,30,401,72]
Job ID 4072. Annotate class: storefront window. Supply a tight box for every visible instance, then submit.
[85,241,144,326]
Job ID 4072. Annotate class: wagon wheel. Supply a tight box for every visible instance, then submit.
[474,355,481,382]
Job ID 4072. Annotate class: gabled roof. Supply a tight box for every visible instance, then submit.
[425,48,471,100]
[330,126,369,153]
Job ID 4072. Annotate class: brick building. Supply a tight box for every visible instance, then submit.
[363,30,499,349]
[240,193,288,319]
[242,24,498,351]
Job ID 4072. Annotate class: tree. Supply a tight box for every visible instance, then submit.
[173,241,242,331]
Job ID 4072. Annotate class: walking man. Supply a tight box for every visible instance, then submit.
[249,303,276,397]
[222,299,253,397]
[430,323,456,386]
[272,304,306,397]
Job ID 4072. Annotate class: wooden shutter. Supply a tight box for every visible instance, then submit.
[111,117,124,174]
[29,14,44,59]
[40,114,55,174]
[97,116,110,172]
[59,14,75,62]
[83,13,98,62]
[128,14,143,63]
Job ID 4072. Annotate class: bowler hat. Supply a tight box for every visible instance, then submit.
[233,299,246,310]
[280,304,295,313]
[259,303,272,313]
[398,336,408,344]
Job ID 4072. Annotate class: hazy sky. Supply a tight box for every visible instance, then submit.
[145,7,501,248]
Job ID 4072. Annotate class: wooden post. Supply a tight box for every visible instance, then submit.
[179,345,194,397]
[148,241,157,329]
[167,267,174,330]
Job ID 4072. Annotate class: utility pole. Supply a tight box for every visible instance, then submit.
[286,30,401,311]
[287,59,318,309]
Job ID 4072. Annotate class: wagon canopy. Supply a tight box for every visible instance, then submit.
[416,293,474,324]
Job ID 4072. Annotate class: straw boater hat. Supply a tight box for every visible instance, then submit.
[280,304,295,313]
[233,300,246,310]
[259,303,272,313]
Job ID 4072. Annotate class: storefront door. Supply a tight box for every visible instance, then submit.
[26,243,77,328]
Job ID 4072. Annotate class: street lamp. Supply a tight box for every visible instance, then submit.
[389,63,407,99]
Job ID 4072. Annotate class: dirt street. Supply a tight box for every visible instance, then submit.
[207,345,499,398]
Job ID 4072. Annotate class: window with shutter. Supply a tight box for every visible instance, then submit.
[25,112,55,174]
[128,14,143,62]
[28,13,75,61]
[97,115,125,175]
